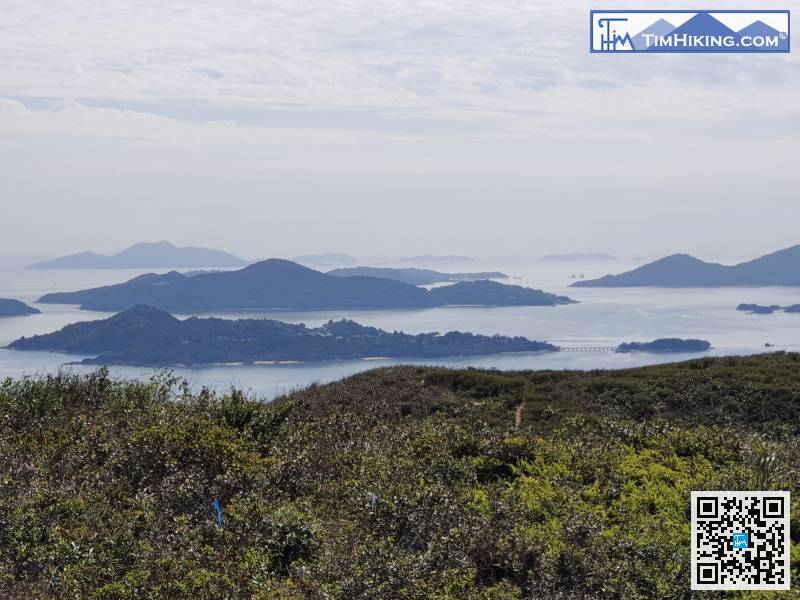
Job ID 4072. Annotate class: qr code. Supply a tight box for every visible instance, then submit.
[691,491,790,590]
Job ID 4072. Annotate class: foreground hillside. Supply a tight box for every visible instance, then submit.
[1,355,799,598]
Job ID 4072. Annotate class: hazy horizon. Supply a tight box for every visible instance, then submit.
[3,239,798,268]
[1,1,798,261]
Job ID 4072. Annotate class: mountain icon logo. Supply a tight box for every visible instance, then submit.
[591,10,790,54]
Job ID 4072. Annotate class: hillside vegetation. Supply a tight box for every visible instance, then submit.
[1,354,800,598]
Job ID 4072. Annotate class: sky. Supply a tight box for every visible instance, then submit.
[0,1,798,262]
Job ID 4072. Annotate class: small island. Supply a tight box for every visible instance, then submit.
[0,298,41,317]
[7,305,558,366]
[737,303,800,315]
[736,303,783,315]
[615,338,711,354]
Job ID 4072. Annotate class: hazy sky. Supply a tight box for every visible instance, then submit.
[1,1,798,262]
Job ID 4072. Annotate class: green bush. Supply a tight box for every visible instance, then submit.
[1,354,800,597]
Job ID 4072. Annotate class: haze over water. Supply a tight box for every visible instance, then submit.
[1,255,798,398]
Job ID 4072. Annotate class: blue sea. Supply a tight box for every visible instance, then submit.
[1,255,798,398]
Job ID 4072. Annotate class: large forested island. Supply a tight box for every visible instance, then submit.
[7,305,557,365]
[573,243,800,287]
[37,259,575,311]
[0,298,40,317]
[1,354,799,598]
[28,241,246,269]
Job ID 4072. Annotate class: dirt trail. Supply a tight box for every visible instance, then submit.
[514,402,524,431]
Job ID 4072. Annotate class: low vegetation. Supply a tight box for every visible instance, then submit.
[2,353,800,598]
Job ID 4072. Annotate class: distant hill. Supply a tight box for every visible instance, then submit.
[428,280,574,306]
[292,253,356,266]
[541,253,617,262]
[28,241,246,269]
[615,339,711,353]
[328,266,508,286]
[0,298,40,317]
[573,245,800,287]
[7,305,557,366]
[38,259,575,312]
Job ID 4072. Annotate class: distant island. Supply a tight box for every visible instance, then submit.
[0,298,40,317]
[737,303,800,315]
[28,241,246,269]
[399,255,473,264]
[37,259,575,312]
[327,266,507,286]
[615,338,711,353]
[292,253,356,266]
[541,252,617,261]
[572,244,800,287]
[7,305,558,366]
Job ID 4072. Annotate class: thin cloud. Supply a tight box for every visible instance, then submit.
[0,0,797,128]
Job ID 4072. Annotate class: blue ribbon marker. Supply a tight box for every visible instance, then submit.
[213,498,224,529]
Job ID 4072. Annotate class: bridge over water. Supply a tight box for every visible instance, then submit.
[557,346,617,352]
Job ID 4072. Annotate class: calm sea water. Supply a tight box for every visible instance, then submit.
[1,255,799,398]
